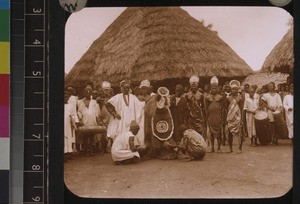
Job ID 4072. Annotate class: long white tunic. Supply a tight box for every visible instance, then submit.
[107,93,142,140]
[283,94,293,138]
[68,95,79,122]
[64,104,75,153]
[111,131,140,161]
[261,93,282,122]
[243,97,258,137]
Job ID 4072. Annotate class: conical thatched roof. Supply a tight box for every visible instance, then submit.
[242,71,288,87]
[261,27,293,74]
[66,7,253,87]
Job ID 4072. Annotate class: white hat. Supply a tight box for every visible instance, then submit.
[189,75,199,84]
[120,79,131,87]
[139,80,151,88]
[102,81,111,90]
[210,76,219,85]
[230,80,240,88]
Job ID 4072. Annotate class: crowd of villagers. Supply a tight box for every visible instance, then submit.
[64,75,293,164]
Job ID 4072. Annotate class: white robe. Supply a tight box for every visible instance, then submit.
[261,93,283,122]
[68,95,79,122]
[107,93,142,140]
[77,99,99,126]
[243,97,258,138]
[64,104,75,153]
[111,131,140,161]
[283,94,293,138]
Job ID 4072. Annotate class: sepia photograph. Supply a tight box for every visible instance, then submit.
[63,6,293,198]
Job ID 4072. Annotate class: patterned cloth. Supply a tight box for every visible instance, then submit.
[227,99,241,137]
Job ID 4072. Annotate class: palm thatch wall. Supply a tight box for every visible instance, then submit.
[242,71,288,87]
[261,27,293,74]
[66,7,253,88]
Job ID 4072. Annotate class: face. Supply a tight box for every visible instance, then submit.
[122,84,130,94]
[244,85,250,93]
[140,86,149,95]
[130,127,140,135]
[84,88,92,99]
[66,87,74,95]
[204,85,210,92]
[210,85,218,94]
[249,88,255,98]
[64,92,70,104]
[225,85,231,93]
[290,86,294,95]
[92,90,98,99]
[175,85,184,96]
[231,87,238,95]
[268,83,275,92]
[190,82,198,91]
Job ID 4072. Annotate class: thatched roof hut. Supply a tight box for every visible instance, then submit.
[66,7,253,88]
[261,27,293,74]
[242,71,288,87]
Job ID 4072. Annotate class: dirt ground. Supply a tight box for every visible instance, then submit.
[64,139,292,199]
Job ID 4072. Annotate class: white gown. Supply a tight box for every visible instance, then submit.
[111,131,140,161]
[283,94,293,138]
[107,93,142,140]
[64,104,75,153]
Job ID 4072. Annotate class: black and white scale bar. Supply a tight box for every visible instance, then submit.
[24,0,47,203]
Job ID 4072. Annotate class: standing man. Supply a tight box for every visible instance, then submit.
[186,76,206,137]
[170,84,188,143]
[243,87,259,146]
[261,82,283,145]
[226,80,244,154]
[106,79,143,142]
[283,84,293,140]
[205,76,224,153]
[77,87,100,156]
[136,79,152,146]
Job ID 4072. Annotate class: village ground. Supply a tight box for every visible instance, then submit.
[64,139,292,199]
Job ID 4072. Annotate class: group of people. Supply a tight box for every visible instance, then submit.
[64,75,293,164]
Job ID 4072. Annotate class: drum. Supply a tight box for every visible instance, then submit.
[273,110,289,139]
[254,110,271,145]
[77,125,106,135]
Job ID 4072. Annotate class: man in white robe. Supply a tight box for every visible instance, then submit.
[111,121,141,164]
[106,79,143,142]
[283,84,293,139]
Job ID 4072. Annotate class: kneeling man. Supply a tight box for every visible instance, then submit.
[177,124,207,161]
[111,121,142,164]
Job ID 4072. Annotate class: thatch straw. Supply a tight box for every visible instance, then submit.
[242,71,288,87]
[261,27,293,74]
[66,7,253,87]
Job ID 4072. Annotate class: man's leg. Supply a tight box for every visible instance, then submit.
[227,131,233,153]
[269,122,276,144]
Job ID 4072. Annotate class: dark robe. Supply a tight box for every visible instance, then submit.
[170,94,188,142]
[205,93,223,138]
[185,91,206,137]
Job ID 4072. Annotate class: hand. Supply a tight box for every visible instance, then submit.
[270,107,275,112]
[115,114,121,120]
[288,108,293,112]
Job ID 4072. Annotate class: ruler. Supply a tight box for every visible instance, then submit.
[24,0,48,203]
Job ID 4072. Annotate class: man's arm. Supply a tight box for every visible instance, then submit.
[129,136,138,152]
[106,102,121,119]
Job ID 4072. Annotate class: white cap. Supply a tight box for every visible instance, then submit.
[139,79,151,88]
[189,75,199,84]
[230,80,240,88]
[102,81,111,90]
[210,76,219,85]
